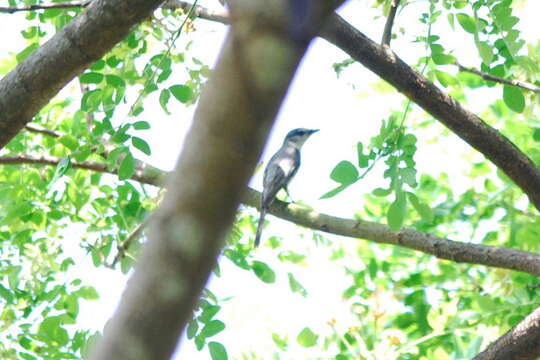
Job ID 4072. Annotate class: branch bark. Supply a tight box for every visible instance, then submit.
[0,0,165,149]
[381,0,401,46]
[5,154,540,278]
[88,1,345,359]
[474,306,540,360]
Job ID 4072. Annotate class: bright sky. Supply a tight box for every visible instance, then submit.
[1,0,539,358]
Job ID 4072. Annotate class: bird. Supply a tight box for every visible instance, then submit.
[254,128,319,247]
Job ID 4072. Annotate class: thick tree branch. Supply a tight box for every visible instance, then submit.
[89,1,346,359]
[381,0,401,46]
[474,306,540,360]
[457,62,540,93]
[0,0,165,150]
[319,14,540,211]
[5,154,540,278]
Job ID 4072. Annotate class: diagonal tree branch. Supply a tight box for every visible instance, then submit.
[5,153,540,278]
[0,0,165,150]
[319,14,540,211]
[457,62,540,93]
[381,0,401,46]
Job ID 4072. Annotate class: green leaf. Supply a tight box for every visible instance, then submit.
[201,320,226,338]
[199,305,221,323]
[77,286,99,300]
[288,273,307,297]
[208,342,228,360]
[187,320,199,339]
[48,156,71,188]
[400,167,417,186]
[533,128,540,142]
[330,160,359,184]
[159,89,171,114]
[456,13,476,33]
[118,153,135,180]
[503,85,525,113]
[80,72,104,84]
[105,74,125,88]
[387,192,407,231]
[407,192,434,223]
[272,333,288,351]
[16,43,39,63]
[252,261,276,283]
[434,70,457,87]
[372,187,392,197]
[59,135,79,151]
[432,53,456,65]
[131,136,151,155]
[169,84,193,103]
[320,184,350,199]
[475,41,493,65]
[297,327,318,347]
[133,121,151,130]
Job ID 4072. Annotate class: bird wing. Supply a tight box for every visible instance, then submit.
[261,147,300,208]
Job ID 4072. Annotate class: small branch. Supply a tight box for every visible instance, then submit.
[25,123,61,138]
[381,0,401,46]
[3,153,540,278]
[457,62,540,93]
[0,154,164,186]
[110,215,152,267]
[474,306,540,360]
[0,1,89,13]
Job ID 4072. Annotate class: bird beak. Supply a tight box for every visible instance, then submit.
[309,129,319,135]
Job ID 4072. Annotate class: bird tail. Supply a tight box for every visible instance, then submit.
[254,209,266,247]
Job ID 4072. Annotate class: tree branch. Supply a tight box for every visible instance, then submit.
[381,0,401,46]
[0,1,89,13]
[474,306,540,360]
[457,62,540,93]
[0,0,165,150]
[5,153,540,278]
[24,123,62,138]
[0,154,164,185]
[319,14,540,211]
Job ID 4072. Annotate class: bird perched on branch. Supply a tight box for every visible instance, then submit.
[254,128,319,247]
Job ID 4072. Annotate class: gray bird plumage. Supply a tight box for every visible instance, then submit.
[254,128,319,247]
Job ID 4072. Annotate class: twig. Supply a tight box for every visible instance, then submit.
[25,123,61,137]
[381,0,401,46]
[0,1,89,13]
[110,215,152,267]
[457,62,540,93]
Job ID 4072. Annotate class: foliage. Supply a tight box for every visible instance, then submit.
[0,0,539,359]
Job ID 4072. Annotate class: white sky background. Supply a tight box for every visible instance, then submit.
[1,0,539,358]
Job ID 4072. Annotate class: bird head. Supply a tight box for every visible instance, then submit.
[283,128,319,148]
